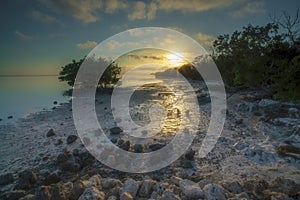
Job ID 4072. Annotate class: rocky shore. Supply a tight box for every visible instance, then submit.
[0,86,300,200]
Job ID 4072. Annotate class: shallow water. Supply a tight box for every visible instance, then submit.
[0,76,70,124]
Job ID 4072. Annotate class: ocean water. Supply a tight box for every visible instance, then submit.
[0,76,70,124]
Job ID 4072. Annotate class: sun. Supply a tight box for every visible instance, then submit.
[166,53,187,67]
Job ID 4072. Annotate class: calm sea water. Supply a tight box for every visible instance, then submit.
[0,76,70,124]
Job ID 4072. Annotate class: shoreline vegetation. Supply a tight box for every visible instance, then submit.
[1,15,300,200]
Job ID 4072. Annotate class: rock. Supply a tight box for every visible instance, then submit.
[133,144,143,153]
[181,160,193,168]
[235,118,243,125]
[181,185,204,199]
[43,172,61,185]
[120,192,133,200]
[162,189,180,200]
[56,152,81,172]
[270,177,300,196]
[107,196,118,200]
[170,176,183,186]
[19,194,35,200]
[155,182,169,195]
[223,181,243,194]
[78,186,105,200]
[34,186,51,200]
[102,178,122,189]
[258,99,278,107]
[16,170,37,189]
[110,138,118,143]
[69,180,90,200]
[6,190,26,200]
[121,179,139,198]
[203,183,226,200]
[0,173,14,185]
[89,174,102,189]
[110,127,123,135]
[79,151,96,167]
[270,117,300,127]
[139,179,156,197]
[8,116,13,119]
[46,129,56,137]
[53,101,58,105]
[184,149,195,160]
[276,145,300,159]
[120,141,130,151]
[56,139,63,145]
[67,135,78,144]
[149,143,165,151]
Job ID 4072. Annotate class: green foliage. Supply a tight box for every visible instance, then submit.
[59,57,121,89]
[213,22,300,100]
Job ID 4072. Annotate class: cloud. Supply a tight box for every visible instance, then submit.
[232,1,266,17]
[77,40,97,49]
[147,2,157,20]
[41,0,102,23]
[127,54,162,60]
[105,0,128,13]
[154,0,239,12]
[128,1,147,21]
[31,10,61,24]
[14,31,33,41]
[196,32,216,48]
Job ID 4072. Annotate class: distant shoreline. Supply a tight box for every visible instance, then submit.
[0,74,58,77]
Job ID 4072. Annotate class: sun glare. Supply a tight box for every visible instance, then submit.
[166,53,186,67]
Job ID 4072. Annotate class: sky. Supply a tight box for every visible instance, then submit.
[0,0,299,75]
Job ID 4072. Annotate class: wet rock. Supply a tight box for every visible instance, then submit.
[67,135,78,144]
[121,179,139,198]
[181,160,193,168]
[19,194,35,200]
[133,144,143,153]
[79,150,96,167]
[203,183,226,200]
[78,186,105,200]
[258,99,278,107]
[270,177,300,196]
[0,173,14,185]
[120,141,130,151]
[46,129,56,137]
[16,170,37,190]
[139,179,156,197]
[120,192,133,200]
[53,101,58,105]
[110,127,123,135]
[184,149,195,160]
[235,118,243,125]
[8,116,13,119]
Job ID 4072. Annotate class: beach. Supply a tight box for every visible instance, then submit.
[0,83,300,199]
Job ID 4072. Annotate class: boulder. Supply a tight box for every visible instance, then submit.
[162,189,180,200]
[133,144,143,153]
[120,192,133,200]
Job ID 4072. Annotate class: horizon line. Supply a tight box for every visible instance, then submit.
[0,74,58,77]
